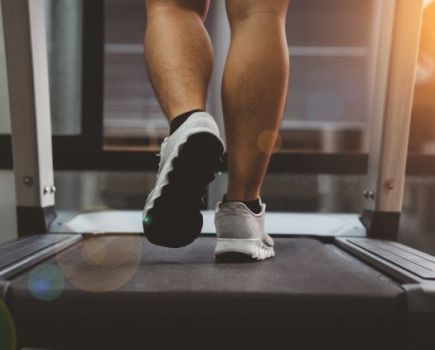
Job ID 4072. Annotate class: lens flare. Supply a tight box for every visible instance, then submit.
[424,0,434,8]
[57,235,143,293]
[82,237,107,265]
[27,264,65,302]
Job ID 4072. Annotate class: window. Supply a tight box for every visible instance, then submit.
[102,0,374,153]
[45,0,83,135]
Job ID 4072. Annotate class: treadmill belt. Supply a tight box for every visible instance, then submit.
[5,236,406,349]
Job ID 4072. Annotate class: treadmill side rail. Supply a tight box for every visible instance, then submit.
[336,238,435,283]
[403,283,435,349]
[337,238,435,349]
[0,234,82,280]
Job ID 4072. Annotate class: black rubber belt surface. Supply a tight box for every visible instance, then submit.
[5,236,406,350]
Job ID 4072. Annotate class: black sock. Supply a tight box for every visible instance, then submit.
[170,109,204,135]
[223,194,262,214]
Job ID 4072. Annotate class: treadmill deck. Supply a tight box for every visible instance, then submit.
[3,236,406,349]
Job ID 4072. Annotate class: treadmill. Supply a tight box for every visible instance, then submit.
[1,0,434,349]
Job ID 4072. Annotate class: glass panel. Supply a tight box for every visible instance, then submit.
[54,171,435,255]
[54,171,158,211]
[402,176,435,255]
[284,0,372,152]
[45,0,83,135]
[54,172,365,214]
[208,172,364,213]
[103,0,163,149]
[283,57,367,151]
[0,4,11,134]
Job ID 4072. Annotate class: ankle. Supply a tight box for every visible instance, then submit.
[224,191,260,203]
[223,194,262,214]
[169,109,204,135]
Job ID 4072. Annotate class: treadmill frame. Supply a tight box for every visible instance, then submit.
[0,233,433,349]
[362,0,424,240]
[1,0,56,235]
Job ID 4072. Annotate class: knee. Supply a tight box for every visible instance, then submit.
[145,0,210,21]
[226,0,289,24]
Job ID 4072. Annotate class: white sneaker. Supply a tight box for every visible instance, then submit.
[214,199,275,261]
[143,112,225,248]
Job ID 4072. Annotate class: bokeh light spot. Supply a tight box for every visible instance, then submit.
[27,264,65,302]
[83,238,106,266]
[143,215,152,225]
[57,235,143,293]
[0,301,16,350]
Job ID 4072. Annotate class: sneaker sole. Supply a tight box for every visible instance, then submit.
[214,238,275,262]
[144,132,224,248]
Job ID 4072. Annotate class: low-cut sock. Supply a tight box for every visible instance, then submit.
[170,109,204,135]
[223,194,262,214]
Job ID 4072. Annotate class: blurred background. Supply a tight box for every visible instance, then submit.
[1,0,435,253]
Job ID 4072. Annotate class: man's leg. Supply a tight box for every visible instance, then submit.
[144,0,212,120]
[223,0,290,202]
[143,0,225,248]
[214,0,289,261]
